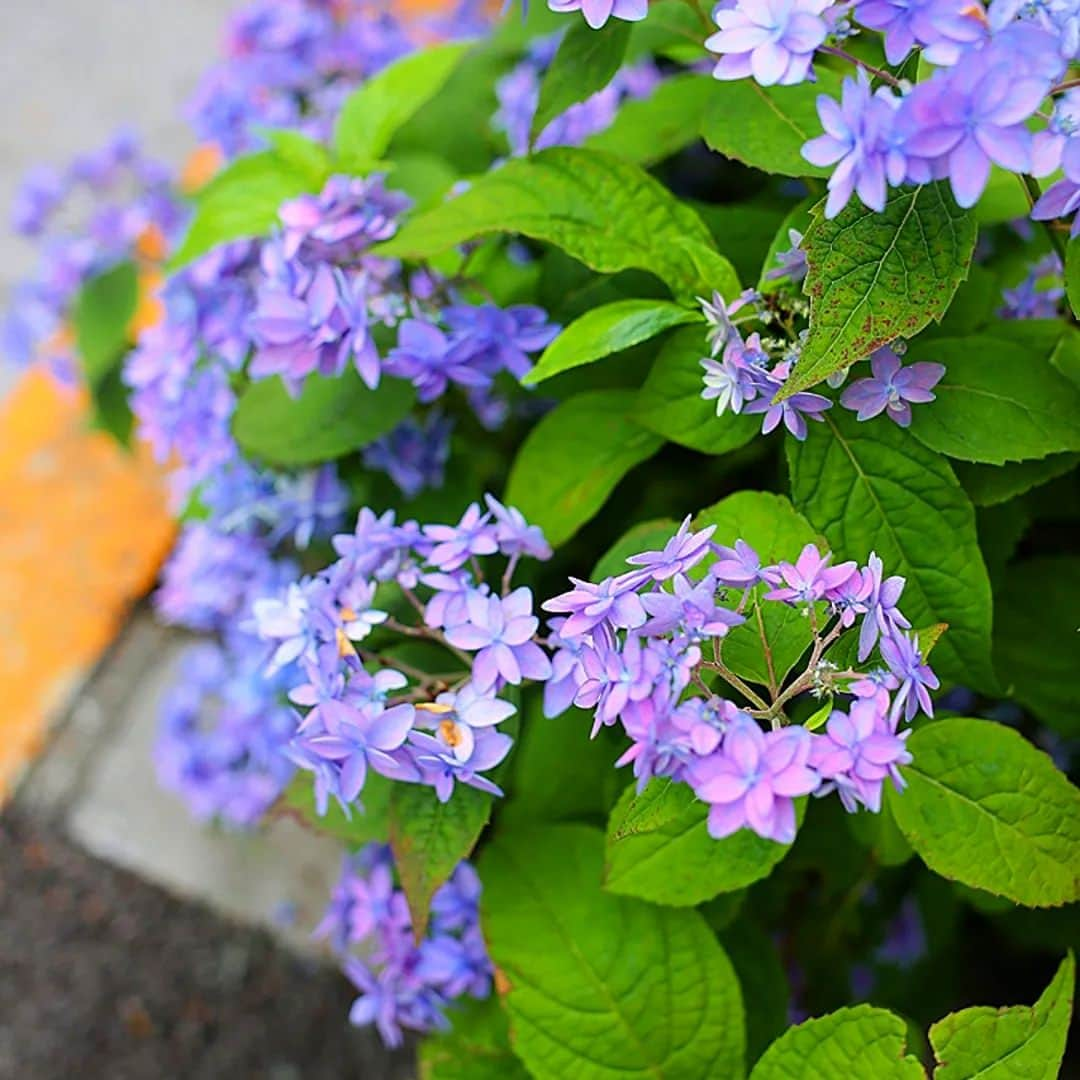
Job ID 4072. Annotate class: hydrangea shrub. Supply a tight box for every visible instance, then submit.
[8,0,1080,1075]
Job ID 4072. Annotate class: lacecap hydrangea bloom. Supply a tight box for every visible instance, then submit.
[542,519,931,843]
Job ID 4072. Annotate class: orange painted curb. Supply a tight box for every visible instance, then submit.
[0,366,175,800]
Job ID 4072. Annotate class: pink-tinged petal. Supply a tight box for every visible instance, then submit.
[695,768,751,804]
[751,41,789,86]
[991,78,1049,126]
[503,614,540,646]
[707,800,747,839]
[516,642,553,682]
[772,764,818,798]
[744,782,777,836]
[503,586,533,620]
[581,0,615,28]
[691,725,722,756]
[612,0,648,18]
[727,724,763,774]
[974,124,1030,174]
[768,798,798,844]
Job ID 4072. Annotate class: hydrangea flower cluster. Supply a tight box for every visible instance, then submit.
[253,496,553,814]
[697,282,945,435]
[316,847,493,1048]
[3,129,183,377]
[494,29,660,156]
[546,0,649,30]
[186,0,489,157]
[698,0,1080,225]
[543,519,934,843]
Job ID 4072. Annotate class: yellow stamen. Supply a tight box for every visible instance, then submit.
[439,718,463,747]
[416,702,454,715]
[335,627,355,658]
[340,606,357,622]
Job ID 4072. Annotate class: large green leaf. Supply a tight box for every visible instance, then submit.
[389,782,491,938]
[693,491,823,689]
[787,409,994,689]
[479,824,746,1080]
[584,73,713,166]
[906,334,1080,464]
[701,71,843,178]
[604,780,801,905]
[525,299,699,386]
[592,518,680,580]
[994,556,1080,736]
[377,147,739,302]
[533,18,630,136]
[954,455,1080,507]
[419,997,530,1080]
[334,41,471,169]
[889,718,1080,907]
[749,1006,924,1079]
[505,389,663,547]
[73,261,138,386]
[232,371,415,466]
[170,148,326,268]
[929,952,1075,1080]
[781,183,977,398]
[633,325,760,454]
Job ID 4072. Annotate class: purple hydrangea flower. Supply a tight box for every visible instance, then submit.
[707,0,833,86]
[857,552,911,660]
[840,347,945,426]
[542,574,648,637]
[409,726,514,802]
[767,543,858,605]
[810,697,912,812]
[443,587,551,691]
[412,683,517,764]
[700,331,772,416]
[423,502,500,571]
[547,0,649,30]
[484,493,552,560]
[881,630,940,722]
[385,319,490,402]
[710,540,782,588]
[442,303,560,383]
[363,412,454,499]
[626,516,717,581]
[574,634,665,735]
[743,381,832,439]
[689,719,819,843]
[640,575,746,639]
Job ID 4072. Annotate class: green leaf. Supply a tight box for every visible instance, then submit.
[502,701,625,827]
[533,19,630,136]
[749,1005,924,1079]
[696,200,790,288]
[1067,236,1080,319]
[279,772,392,847]
[994,556,1080,736]
[170,149,324,268]
[389,782,491,939]
[232,371,415,467]
[261,129,332,187]
[929,952,1075,1080]
[583,73,713,166]
[479,824,746,1080]
[334,41,471,169]
[592,518,680,581]
[72,261,138,385]
[633,325,760,454]
[604,780,802,905]
[889,717,1080,907]
[954,455,1080,507]
[702,70,843,178]
[88,366,135,446]
[525,299,699,386]
[419,997,530,1080]
[781,183,977,399]
[693,491,822,688]
[906,334,1080,464]
[377,147,739,302]
[846,795,913,867]
[787,409,994,689]
[505,389,663,547]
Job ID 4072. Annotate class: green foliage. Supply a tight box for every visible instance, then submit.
[377,147,740,302]
[524,299,699,386]
[389,782,492,938]
[419,997,529,1080]
[954,454,1080,506]
[171,144,328,268]
[782,183,977,398]
[334,42,472,170]
[889,718,1080,907]
[749,1006,925,1079]
[604,780,802,905]
[701,70,843,178]
[787,410,995,689]
[533,19,631,136]
[1067,236,1080,319]
[505,389,663,547]
[993,556,1080,736]
[479,824,746,1079]
[928,952,1075,1079]
[906,334,1080,464]
[281,772,392,847]
[583,73,713,166]
[634,326,760,453]
[592,518,679,580]
[72,261,138,386]
[232,371,416,466]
